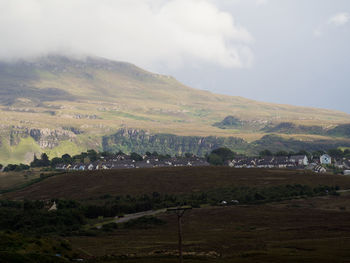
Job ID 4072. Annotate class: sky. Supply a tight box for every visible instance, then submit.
[0,0,349,112]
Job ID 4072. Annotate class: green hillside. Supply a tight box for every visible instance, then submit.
[1,55,350,164]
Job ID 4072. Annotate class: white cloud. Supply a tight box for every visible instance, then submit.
[314,12,349,37]
[0,0,254,69]
[328,12,350,27]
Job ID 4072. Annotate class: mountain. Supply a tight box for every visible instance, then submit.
[1,55,350,164]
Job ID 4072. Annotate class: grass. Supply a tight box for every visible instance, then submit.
[0,137,41,165]
[0,170,63,194]
[45,140,88,160]
[0,231,76,262]
[2,167,350,262]
[4,167,350,200]
[67,194,350,262]
[0,170,40,191]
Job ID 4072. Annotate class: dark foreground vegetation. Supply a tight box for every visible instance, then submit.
[0,184,339,236]
[1,167,350,262]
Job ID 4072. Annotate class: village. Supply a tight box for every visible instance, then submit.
[54,150,350,175]
[227,153,350,175]
[55,153,210,171]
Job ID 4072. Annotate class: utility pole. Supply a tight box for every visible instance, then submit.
[167,206,192,263]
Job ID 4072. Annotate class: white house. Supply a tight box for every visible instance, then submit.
[344,170,350,176]
[289,155,309,166]
[320,154,332,165]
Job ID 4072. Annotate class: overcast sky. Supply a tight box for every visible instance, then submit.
[0,0,349,112]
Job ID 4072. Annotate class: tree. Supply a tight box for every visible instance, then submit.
[184,153,193,158]
[259,150,272,157]
[30,153,50,167]
[145,151,152,157]
[211,147,235,161]
[30,154,40,167]
[87,149,98,162]
[62,154,72,164]
[311,150,325,159]
[130,152,143,161]
[40,153,50,167]
[344,149,350,158]
[207,153,224,166]
[0,164,3,170]
[4,163,29,172]
[101,151,112,158]
[51,157,63,167]
[328,148,344,158]
[15,164,30,172]
[275,151,288,156]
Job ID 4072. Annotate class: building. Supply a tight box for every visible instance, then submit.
[48,201,57,211]
[313,164,327,173]
[320,154,332,165]
[344,170,350,176]
[289,155,309,166]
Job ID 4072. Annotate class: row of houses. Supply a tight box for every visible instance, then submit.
[227,154,350,174]
[228,155,309,169]
[54,151,350,175]
[56,156,210,171]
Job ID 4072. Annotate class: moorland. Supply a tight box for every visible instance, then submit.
[1,166,350,262]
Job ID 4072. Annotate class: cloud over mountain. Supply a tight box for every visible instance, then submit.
[0,0,254,69]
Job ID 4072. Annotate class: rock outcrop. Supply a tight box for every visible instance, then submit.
[102,128,248,156]
[6,126,76,149]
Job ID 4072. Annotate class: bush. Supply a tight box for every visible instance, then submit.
[4,164,30,172]
[130,152,143,161]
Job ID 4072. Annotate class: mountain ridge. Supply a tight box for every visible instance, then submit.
[0,55,350,164]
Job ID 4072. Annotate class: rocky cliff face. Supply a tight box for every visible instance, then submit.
[102,128,350,157]
[6,126,76,149]
[102,128,248,156]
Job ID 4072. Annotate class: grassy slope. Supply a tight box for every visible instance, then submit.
[0,137,41,165]
[1,56,350,163]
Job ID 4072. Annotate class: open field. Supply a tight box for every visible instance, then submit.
[0,169,63,194]
[2,167,350,262]
[0,170,41,191]
[67,194,350,263]
[4,167,350,200]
